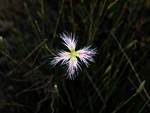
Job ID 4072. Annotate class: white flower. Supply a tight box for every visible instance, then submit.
[51,32,97,80]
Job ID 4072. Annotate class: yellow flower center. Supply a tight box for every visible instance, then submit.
[67,47,81,59]
[70,47,75,53]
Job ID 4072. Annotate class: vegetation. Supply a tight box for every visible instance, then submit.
[0,0,150,112]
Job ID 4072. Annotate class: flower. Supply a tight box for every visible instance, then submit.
[51,32,97,80]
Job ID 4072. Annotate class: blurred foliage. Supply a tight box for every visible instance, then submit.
[0,0,150,113]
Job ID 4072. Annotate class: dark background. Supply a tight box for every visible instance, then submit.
[0,0,150,113]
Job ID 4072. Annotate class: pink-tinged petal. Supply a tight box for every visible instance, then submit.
[51,51,70,66]
[50,32,97,80]
[76,46,97,67]
[66,57,81,80]
[59,32,77,51]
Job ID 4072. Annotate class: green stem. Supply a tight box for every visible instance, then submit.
[113,92,138,113]
[45,43,57,56]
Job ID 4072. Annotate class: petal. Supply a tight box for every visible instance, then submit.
[51,50,70,66]
[59,32,77,52]
[66,56,81,80]
[76,46,97,67]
